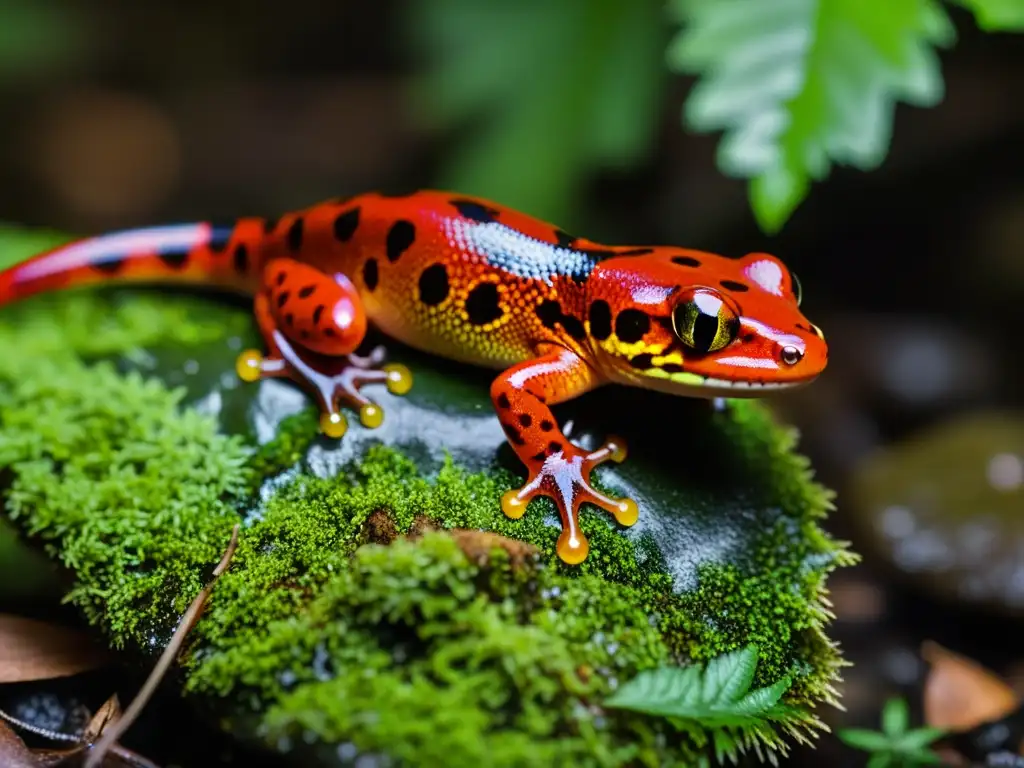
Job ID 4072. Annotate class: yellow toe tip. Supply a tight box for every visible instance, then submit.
[384,363,413,395]
[359,403,384,429]
[606,435,628,463]
[235,350,264,383]
[319,411,348,439]
[500,489,528,519]
[615,498,639,527]
[556,532,590,565]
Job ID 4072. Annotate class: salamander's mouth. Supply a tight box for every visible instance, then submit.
[632,366,820,397]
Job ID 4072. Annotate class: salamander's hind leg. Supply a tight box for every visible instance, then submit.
[235,257,412,438]
[491,344,638,565]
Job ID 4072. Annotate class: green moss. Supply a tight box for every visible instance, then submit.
[251,533,674,768]
[0,360,251,645]
[0,225,854,766]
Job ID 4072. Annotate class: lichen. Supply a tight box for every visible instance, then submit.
[0,226,855,766]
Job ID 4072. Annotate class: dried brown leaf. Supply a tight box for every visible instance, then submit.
[922,640,1019,731]
[82,696,121,743]
[0,615,109,683]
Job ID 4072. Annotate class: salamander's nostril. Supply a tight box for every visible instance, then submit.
[781,346,802,366]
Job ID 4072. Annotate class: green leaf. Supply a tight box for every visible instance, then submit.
[701,644,759,704]
[882,697,909,736]
[604,644,805,763]
[866,754,895,768]
[667,0,956,232]
[406,0,668,227]
[894,726,946,750]
[837,728,895,752]
[953,0,1024,30]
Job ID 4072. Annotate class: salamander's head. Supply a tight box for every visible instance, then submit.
[584,249,828,397]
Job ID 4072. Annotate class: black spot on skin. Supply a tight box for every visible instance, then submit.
[547,441,563,454]
[672,256,701,267]
[465,282,503,325]
[451,199,500,223]
[518,414,532,428]
[285,313,294,326]
[629,353,654,369]
[539,419,553,432]
[536,300,586,341]
[159,252,188,270]
[94,256,124,274]
[615,309,650,343]
[363,258,379,291]
[661,363,684,373]
[742,332,757,343]
[324,328,336,337]
[300,330,310,340]
[555,229,576,248]
[418,263,449,306]
[497,393,511,409]
[262,218,278,234]
[618,248,654,256]
[536,300,562,330]
[312,305,324,325]
[298,284,317,298]
[588,300,612,341]
[561,315,586,341]
[276,271,286,286]
[502,422,526,446]
[531,451,547,462]
[333,207,360,242]
[386,220,416,262]
[276,291,290,309]
[286,217,304,252]
[233,244,248,273]
[720,279,749,292]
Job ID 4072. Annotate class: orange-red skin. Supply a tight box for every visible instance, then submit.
[0,190,828,564]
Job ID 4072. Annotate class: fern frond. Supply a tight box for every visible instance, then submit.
[605,645,817,764]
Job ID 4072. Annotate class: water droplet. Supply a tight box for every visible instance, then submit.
[988,452,1024,491]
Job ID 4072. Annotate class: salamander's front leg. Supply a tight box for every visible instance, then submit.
[235,258,412,438]
[491,344,638,565]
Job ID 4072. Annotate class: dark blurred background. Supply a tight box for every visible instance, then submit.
[1,1,1023,765]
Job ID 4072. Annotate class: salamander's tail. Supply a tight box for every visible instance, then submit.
[0,218,268,307]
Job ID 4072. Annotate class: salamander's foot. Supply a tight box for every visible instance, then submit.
[500,435,638,565]
[235,331,412,439]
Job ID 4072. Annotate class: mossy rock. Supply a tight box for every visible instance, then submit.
[0,227,855,766]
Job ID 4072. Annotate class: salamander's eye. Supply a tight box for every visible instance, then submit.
[791,272,803,306]
[671,288,739,353]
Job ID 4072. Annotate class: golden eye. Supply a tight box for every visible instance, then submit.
[671,288,739,353]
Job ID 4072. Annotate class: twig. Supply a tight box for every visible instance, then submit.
[84,524,240,768]
[108,743,163,768]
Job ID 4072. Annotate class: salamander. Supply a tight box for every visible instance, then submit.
[0,190,828,564]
